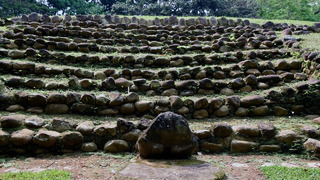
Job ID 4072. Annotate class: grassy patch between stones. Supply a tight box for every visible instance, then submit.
[0,169,72,180]
[260,165,320,180]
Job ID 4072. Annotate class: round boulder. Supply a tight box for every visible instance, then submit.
[137,112,197,159]
[62,131,83,147]
[24,116,44,128]
[81,142,98,152]
[11,129,34,146]
[135,100,154,113]
[0,115,25,128]
[33,130,61,147]
[104,140,130,153]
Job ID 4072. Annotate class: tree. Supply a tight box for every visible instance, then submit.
[111,0,219,16]
[100,0,121,12]
[0,0,53,18]
[216,0,261,18]
[46,0,105,15]
[258,0,320,21]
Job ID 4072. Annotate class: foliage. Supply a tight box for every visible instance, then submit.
[260,165,320,180]
[46,0,105,15]
[0,169,72,180]
[1,0,320,22]
[216,0,261,18]
[258,0,320,21]
[0,0,54,17]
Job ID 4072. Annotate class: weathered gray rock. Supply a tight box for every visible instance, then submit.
[41,14,51,23]
[104,140,130,153]
[303,138,320,153]
[252,106,269,116]
[312,117,320,125]
[24,116,44,128]
[193,130,211,139]
[28,12,39,22]
[120,103,136,115]
[11,129,34,146]
[137,119,152,130]
[81,142,98,152]
[0,115,25,128]
[211,123,233,138]
[117,118,136,134]
[202,142,222,153]
[231,140,258,153]
[76,121,94,135]
[45,104,69,114]
[240,95,264,107]
[214,105,229,117]
[62,131,83,146]
[94,124,117,136]
[96,94,109,106]
[51,16,61,23]
[209,17,218,26]
[8,50,25,59]
[47,94,66,104]
[275,130,302,145]
[258,122,276,140]
[123,129,142,143]
[209,98,225,110]
[259,145,282,152]
[52,119,72,132]
[6,105,25,112]
[0,129,10,146]
[33,130,61,147]
[109,92,124,106]
[273,106,288,116]
[135,100,154,113]
[233,125,260,137]
[193,109,209,119]
[115,78,133,88]
[28,93,47,107]
[169,96,184,109]
[137,112,197,158]
[194,98,209,110]
[301,126,319,138]
[235,107,249,117]
[125,92,139,103]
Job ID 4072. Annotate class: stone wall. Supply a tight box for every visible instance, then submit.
[1,78,320,118]
[7,13,320,33]
[0,115,319,158]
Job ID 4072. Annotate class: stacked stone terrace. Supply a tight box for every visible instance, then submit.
[0,13,319,157]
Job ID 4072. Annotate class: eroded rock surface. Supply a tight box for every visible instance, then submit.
[137,112,197,159]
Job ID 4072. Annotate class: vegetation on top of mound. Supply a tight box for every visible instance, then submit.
[260,165,320,180]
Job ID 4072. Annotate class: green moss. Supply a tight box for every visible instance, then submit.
[213,170,227,180]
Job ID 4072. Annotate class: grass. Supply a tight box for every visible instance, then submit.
[293,33,320,52]
[189,115,317,132]
[260,165,320,180]
[0,169,72,180]
[0,110,316,134]
[0,78,305,101]
[0,26,8,32]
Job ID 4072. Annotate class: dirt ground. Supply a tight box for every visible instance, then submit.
[0,152,319,180]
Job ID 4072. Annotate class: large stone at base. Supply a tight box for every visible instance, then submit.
[137,112,197,159]
[117,160,225,180]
